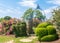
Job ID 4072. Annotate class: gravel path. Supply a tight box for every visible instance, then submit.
[20,36,37,42]
[5,40,14,43]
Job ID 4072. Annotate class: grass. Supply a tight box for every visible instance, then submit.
[0,35,14,43]
[0,35,38,43]
[0,35,59,43]
[14,37,38,43]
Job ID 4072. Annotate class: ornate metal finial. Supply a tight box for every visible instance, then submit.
[36,4,42,10]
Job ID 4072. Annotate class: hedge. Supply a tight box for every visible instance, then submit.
[41,34,58,42]
[47,25,56,35]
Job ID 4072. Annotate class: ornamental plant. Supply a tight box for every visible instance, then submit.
[35,22,59,42]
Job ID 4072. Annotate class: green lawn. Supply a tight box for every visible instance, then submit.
[0,35,38,43]
[0,35,14,43]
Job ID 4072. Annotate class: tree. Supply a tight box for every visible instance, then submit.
[22,8,34,34]
[35,10,46,21]
[52,8,60,32]
[35,4,46,21]
[22,8,46,34]
[4,16,11,20]
[22,8,33,21]
[0,18,4,22]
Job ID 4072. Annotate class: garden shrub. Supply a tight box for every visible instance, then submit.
[34,22,59,42]
[41,34,58,42]
[13,22,27,37]
[37,22,51,28]
[47,25,56,35]
[13,25,19,37]
[20,22,27,36]
[35,28,48,38]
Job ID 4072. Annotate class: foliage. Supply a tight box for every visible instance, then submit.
[47,25,56,35]
[34,22,58,42]
[35,28,48,38]
[33,21,39,27]
[22,8,34,34]
[35,10,46,21]
[33,18,42,27]
[22,8,33,20]
[22,8,46,34]
[37,22,52,28]
[4,16,11,20]
[2,20,13,35]
[52,8,60,31]
[13,22,27,37]
[23,8,46,21]
[0,18,4,22]
[41,34,58,42]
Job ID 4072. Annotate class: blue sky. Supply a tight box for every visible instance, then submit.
[0,0,59,19]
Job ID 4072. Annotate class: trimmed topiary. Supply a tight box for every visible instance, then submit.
[47,25,56,35]
[41,34,58,42]
[13,22,27,37]
[34,22,59,42]
[37,22,51,28]
[35,28,48,38]
[20,22,27,36]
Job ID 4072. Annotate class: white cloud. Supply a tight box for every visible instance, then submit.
[43,6,57,14]
[0,3,22,18]
[47,0,60,5]
[18,0,37,8]
[43,6,58,19]
[0,7,21,15]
